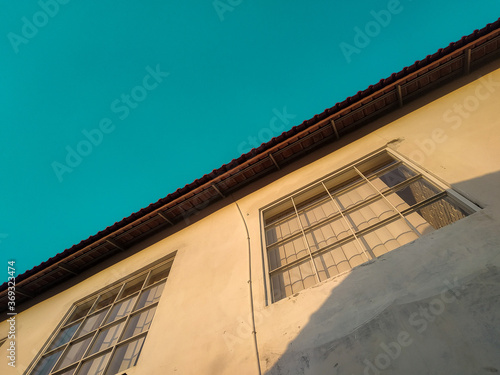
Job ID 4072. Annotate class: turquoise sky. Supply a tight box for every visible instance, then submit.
[1,1,499,275]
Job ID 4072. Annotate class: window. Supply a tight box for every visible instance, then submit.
[263,150,479,303]
[27,258,174,375]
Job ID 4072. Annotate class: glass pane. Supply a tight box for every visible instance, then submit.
[146,262,172,286]
[298,197,339,229]
[134,282,165,311]
[370,164,416,191]
[122,306,157,341]
[408,196,469,231]
[265,213,301,246]
[53,365,77,375]
[49,321,81,350]
[91,288,120,313]
[360,157,397,176]
[55,336,93,371]
[120,275,147,299]
[334,181,378,211]
[31,349,64,375]
[75,308,110,338]
[267,236,308,271]
[314,240,369,281]
[344,198,395,231]
[105,336,146,375]
[88,321,126,356]
[105,296,138,324]
[270,259,316,302]
[386,178,441,211]
[405,211,435,236]
[76,351,111,375]
[359,218,418,258]
[305,216,351,252]
[66,299,96,324]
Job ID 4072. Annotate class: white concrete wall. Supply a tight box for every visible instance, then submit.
[1,60,500,375]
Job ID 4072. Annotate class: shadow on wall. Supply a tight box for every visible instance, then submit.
[262,171,500,375]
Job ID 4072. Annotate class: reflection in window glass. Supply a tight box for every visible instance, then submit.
[88,321,126,356]
[105,337,146,375]
[55,336,93,371]
[91,287,120,312]
[31,349,64,375]
[48,322,81,350]
[135,283,165,311]
[56,366,77,375]
[146,262,172,286]
[75,308,109,338]
[67,299,95,324]
[120,275,147,299]
[76,351,111,375]
[122,307,157,341]
[105,296,137,324]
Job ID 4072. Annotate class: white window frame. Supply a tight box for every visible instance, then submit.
[25,254,176,375]
[260,148,481,304]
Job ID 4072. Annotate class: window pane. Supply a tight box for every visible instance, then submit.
[53,365,77,375]
[31,349,64,375]
[267,236,308,272]
[91,288,120,313]
[370,164,416,191]
[344,198,395,231]
[359,218,418,257]
[386,178,441,211]
[314,240,369,281]
[105,296,137,324]
[333,181,377,210]
[88,321,126,356]
[75,308,110,338]
[120,275,147,299]
[76,351,111,375]
[298,197,339,229]
[134,282,165,311]
[55,336,93,371]
[122,307,157,341]
[271,259,316,302]
[146,262,172,286]
[408,196,469,231]
[405,211,435,236]
[67,299,96,324]
[265,213,301,246]
[49,321,81,350]
[305,216,351,252]
[105,337,146,375]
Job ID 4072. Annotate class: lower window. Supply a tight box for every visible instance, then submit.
[27,258,174,375]
[262,150,479,303]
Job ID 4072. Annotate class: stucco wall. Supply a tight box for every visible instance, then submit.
[1,60,499,375]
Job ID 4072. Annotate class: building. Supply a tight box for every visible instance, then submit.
[1,18,500,375]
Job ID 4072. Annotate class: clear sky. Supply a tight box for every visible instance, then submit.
[1,1,499,276]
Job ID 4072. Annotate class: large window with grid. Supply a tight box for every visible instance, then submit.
[263,150,479,303]
[27,258,174,375]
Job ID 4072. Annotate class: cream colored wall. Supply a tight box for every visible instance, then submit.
[1,61,499,375]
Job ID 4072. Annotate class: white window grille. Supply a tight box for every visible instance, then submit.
[27,258,174,375]
[262,150,479,303]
